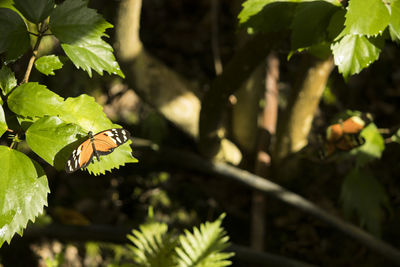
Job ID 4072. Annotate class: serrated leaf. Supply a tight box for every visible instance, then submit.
[34,55,63,76]
[0,8,30,61]
[0,104,7,137]
[239,1,298,33]
[0,146,49,246]
[49,0,124,78]
[26,116,85,170]
[175,214,234,267]
[0,65,17,95]
[13,0,54,23]
[341,169,390,236]
[291,1,339,51]
[7,82,64,117]
[389,0,400,40]
[345,0,390,36]
[331,34,383,79]
[349,123,385,167]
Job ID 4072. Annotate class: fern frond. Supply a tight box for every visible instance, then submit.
[127,221,177,267]
[175,214,234,267]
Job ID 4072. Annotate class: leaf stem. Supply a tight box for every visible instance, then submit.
[22,23,49,84]
[9,133,19,149]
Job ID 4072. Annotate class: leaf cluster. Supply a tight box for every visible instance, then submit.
[239,0,400,79]
[0,0,136,247]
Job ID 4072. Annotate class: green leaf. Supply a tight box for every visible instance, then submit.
[238,0,277,24]
[8,83,136,174]
[327,9,346,40]
[127,221,177,267]
[60,95,137,175]
[175,214,234,267]
[344,0,390,36]
[349,123,385,167]
[331,34,383,79]
[390,128,400,143]
[0,65,17,95]
[291,1,339,51]
[34,55,64,76]
[60,94,115,132]
[389,0,400,40]
[0,104,7,137]
[13,0,54,23]
[0,146,49,246]
[341,169,390,236]
[49,0,124,78]
[239,1,298,33]
[7,82,64,117]
[25,116,85,170]
[85,141,138,176]
[0,8,30,61]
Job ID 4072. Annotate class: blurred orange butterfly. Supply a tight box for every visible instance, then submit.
[65,128,130,173]
[323,115,370,157]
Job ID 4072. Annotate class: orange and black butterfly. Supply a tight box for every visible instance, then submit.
[65,128,130,173]
[322,115,371,157]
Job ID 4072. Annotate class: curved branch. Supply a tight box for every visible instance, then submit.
[132,139,400,265]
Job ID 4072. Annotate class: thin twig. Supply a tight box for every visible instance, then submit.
[22,23,48,84]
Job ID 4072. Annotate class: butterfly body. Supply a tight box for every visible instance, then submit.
[66,128,130,173]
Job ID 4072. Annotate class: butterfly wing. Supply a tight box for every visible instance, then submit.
[65,138,94,173]
[92,128,131,155]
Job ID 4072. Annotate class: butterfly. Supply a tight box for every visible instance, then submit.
[322,115,371,157]
[65,128,131,173]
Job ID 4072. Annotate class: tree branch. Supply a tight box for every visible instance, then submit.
[199,33,285,158]
[132,139,400,265]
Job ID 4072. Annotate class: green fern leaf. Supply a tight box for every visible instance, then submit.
[175,214,234,267]
[127,221,176,267]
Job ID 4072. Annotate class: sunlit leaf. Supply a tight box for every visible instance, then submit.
[344,0,390,36]
[331,34,383,79]
[49,0,124,78]
[7,82,64,117]
[34,55,63,76]
[26,116,85,170]
[0,146,49,246]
